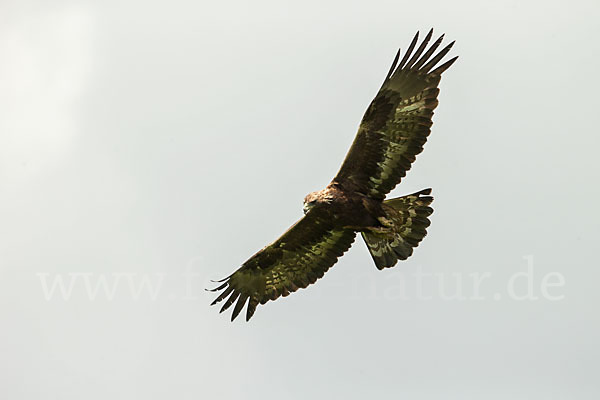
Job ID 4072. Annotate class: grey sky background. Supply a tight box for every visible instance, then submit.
[1,0,599,399]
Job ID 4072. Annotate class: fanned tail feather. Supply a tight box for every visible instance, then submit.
[362,188,434,270]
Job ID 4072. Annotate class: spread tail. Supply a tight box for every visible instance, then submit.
[362,188,434,270]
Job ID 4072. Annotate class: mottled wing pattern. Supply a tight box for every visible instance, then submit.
[333,29,457,199]
[361,188,434,269]
[209,209,356,321]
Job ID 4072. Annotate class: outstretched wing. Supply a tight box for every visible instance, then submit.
[332,29,457,199]
[209,209,356,321]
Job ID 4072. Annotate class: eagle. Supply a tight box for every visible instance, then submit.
[209,29,457,321]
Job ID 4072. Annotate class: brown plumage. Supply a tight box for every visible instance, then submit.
[209,29,457,321]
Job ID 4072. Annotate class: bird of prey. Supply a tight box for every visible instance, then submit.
[209,29,457,321]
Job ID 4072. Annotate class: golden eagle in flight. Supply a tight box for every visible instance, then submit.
[209,29,457,321]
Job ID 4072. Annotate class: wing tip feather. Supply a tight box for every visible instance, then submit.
[430,55,459,76]
[388,29,457,78]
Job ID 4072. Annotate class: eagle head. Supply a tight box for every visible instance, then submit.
[303,191,319,214]
[303,189,334,214]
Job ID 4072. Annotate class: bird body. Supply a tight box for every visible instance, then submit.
[210,29,457,321]
[303,183,382,229]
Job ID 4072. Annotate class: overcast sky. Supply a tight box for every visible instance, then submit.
[1,0,599,399]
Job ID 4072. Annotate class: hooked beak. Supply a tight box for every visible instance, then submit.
[303,202,314,215]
